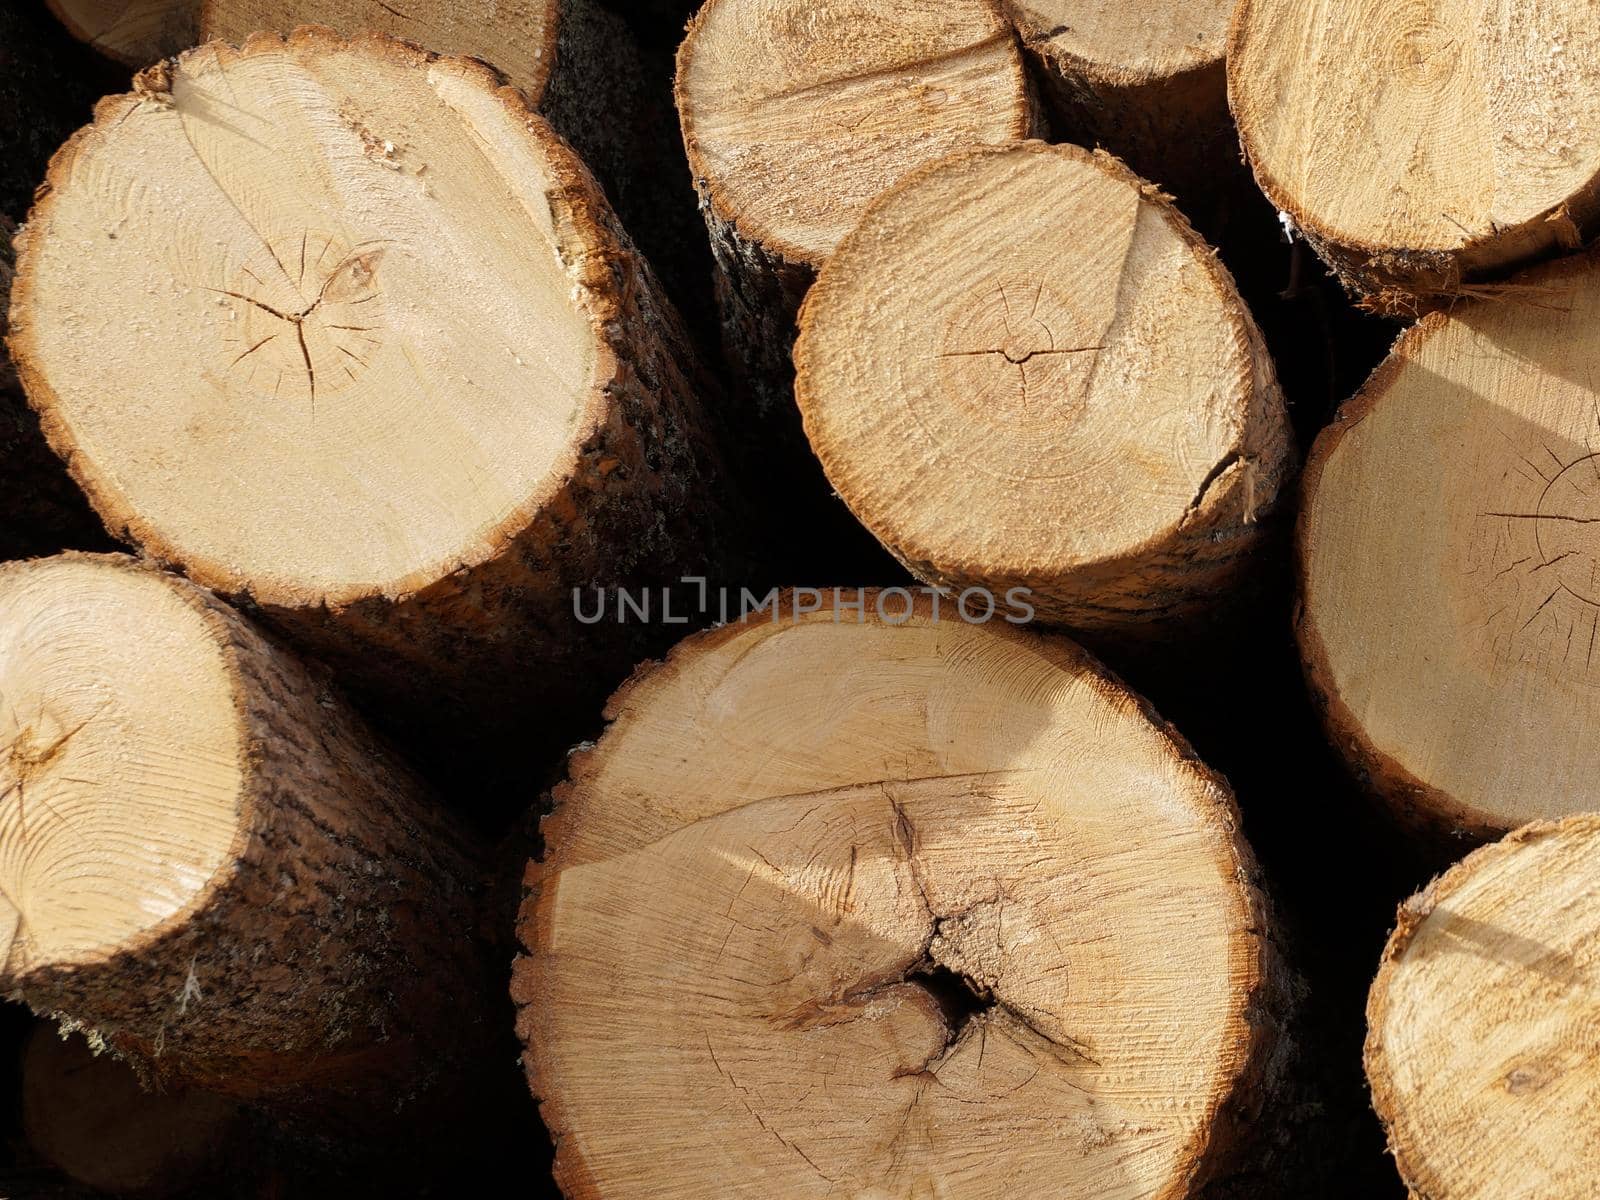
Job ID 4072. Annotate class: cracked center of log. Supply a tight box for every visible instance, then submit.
[0,557,241,972]
[220,233,388,406]
[938,276,1102,421]
[9,32,601,605]
[518,607,1283,1198]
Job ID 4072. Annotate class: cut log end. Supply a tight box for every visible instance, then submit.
[1229,0,1600,311]
[516,600,1287,1199]
[795,141,1294,636]
[22,1026,239,1197]
[1298,250,1600,840]
[0,554,244,975]
[9,30,618,610]
[676,0,1036,270]
[1366,814,1600,1199]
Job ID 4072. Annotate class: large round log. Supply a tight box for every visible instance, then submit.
[515,596,1292,1199]
[7,31,734,764]
[1229,0,1600,315]
[794,141,1295,641]
[0,553,489,1107]
[1299,250,1600,841]
[1366,814,1600,1199]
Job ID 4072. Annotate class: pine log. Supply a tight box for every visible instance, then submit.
[1298,250,1600,842]
[999,0,1235,213]
[0,552,490,1107]
[514,596,1292,1199]
[22,1026,241,1198]
[794,141,1295,641]
[1366,814,1600,1199]
[675,0,1039,420]
[7,31,735,768]
[1229,0,1600,316]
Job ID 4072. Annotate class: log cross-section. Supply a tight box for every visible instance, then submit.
[515,598,1291,1199]
[0,553,489,1107]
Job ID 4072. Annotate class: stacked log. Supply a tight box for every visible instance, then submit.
[1001,0,1236,213]
[7,31,737,767]
[1299,250,1600,842]
[795,141,1295,640]
[0,553,491,1110]
[515,597,1293,1198]
[1367,814,1600,1198]
[1230,0,1600,314]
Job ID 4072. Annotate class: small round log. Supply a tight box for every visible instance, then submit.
[795,141,1294,640]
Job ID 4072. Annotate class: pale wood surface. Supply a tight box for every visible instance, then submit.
[795,141,1294,637]
[1299,250,1600,839]
[202,0,560,100]
[516,599,1288,1199]
[1230,0,1600,312]
[677,0,1034,268]
[1367,814,1600,1198]
[675,0,1037,417]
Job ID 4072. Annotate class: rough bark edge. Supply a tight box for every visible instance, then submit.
[794,141,1297,640]
[0,552,489,1106]
[543,0,707,333]
[1292,257,1600,845]
[1363,814,1596,1200]
[1227,0,1600,318]
[513,594,1296,1200]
